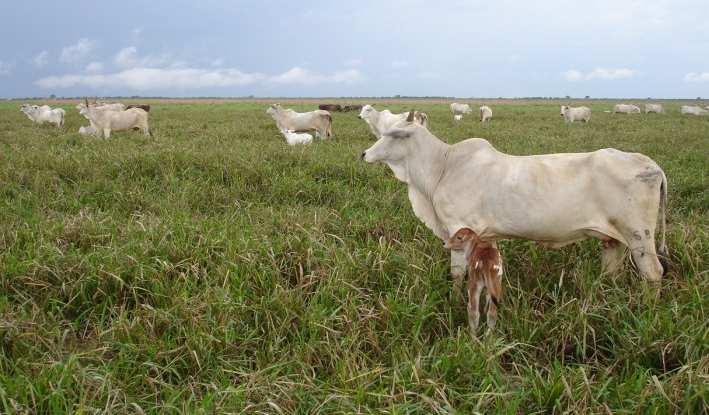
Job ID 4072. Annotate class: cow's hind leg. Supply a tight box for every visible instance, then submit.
[468,275,484,335]
[601,239,626,275]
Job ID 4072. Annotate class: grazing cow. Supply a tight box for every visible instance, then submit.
[450,103,472,118]
[280,128,313,145]
[342,104,363,112]
[680,105,709,116]
[267,104,332,139]
[78,125,98,136]
[358,104,429,138]
[480,105,493,123]
[613,104,641,114]
[79,99,151,138]
[560,105,591,123]
[445,227,503,333]
[319,104,342,112]
[645,104,664,114]
[361,113,668,301]
[20,104,65,127]
[127,104,151,112]
[454,114,463,122]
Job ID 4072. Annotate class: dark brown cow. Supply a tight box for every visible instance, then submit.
[318,104,342,112]
[342,104,363,112]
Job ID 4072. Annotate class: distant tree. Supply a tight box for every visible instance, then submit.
[565,95,571,99]
[49,94,56,99]
[585,95,590,99]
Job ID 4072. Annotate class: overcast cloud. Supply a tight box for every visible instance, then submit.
[1,0,708,98]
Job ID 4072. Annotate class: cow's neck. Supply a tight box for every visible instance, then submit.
[404,134,450,196]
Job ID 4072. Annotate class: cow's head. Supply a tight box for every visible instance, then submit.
[266,103,281,116]
[358,104,374,120]
[362,114,417,164]
[560,105,569,116]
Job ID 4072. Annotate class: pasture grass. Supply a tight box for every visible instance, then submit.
[0,100,706,413]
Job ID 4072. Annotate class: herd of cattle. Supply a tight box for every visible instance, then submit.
[16,99,690,334]
[264,101,673,334]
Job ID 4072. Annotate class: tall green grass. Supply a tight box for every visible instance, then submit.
[0,100,706,413]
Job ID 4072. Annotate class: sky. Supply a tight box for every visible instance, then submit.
[1,0,708,98]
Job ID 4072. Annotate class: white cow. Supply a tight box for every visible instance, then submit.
[480,105,493,123]
[560,105,591,123]
[613,104,641,114]
[78,125,98,136]
[450,103,472,118]
[266,104,332,139]
[20,104,65,127]
[280,128,313,146]
[79,101,151,138]
[358,105,429,138]
[361,114,668,297]
[645,104,664,114]
[76,102,126,112]
[680,105,709,116]
[454,114,463,122]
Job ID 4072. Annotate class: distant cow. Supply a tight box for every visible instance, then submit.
[450,103,472,118]
[613,104,641,114]
[560,105,591,123]
[680,105,709,116]
[20,104,65,127]
[645,104,664,114]
[267,104,332,139]
[342,104,363,112]
[358,105,428,138]
[127,104,151,112]
[480,105,493,123]
[319,104,342,112]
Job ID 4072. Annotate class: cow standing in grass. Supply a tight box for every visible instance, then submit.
[560,105,591,123]
[361,112,669,305]
[267,104,332,139]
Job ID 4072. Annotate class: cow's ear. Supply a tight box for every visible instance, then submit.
[386,128,412,139]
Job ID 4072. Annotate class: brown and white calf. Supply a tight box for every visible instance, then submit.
[445,227,503,334]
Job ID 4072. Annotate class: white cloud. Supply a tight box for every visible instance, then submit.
[684,72,709,83]
[211,58,225,67]
[268,67,362,85]
[0,61,12,76]
[391,60,409,69]
[114,46,174,68]
[35,66,362,90]
[33,51,49,68]
[60,38,95,63]
[85,62,104,73]
[563,68,637,81]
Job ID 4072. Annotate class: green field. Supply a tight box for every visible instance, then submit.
[0,100,706,413]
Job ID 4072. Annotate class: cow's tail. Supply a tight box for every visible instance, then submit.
[484,265,502,308]
[325,113,332,139]
[658,170,669,275]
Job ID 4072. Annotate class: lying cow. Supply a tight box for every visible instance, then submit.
[445,227,503,333]
[78,125,98,136]
[613,104,641,114]
[480,105,493,123]
[342,104,363,112]
[319,104,342,112]
[280,128,313,146]
[560,105,591,123]
[454,114,463,122]
[267,104,332,139]
[680,105,708,116]
[645,104,664,114]
[358,104,429,139]
[361,111,668,306]
[20,104,65,127]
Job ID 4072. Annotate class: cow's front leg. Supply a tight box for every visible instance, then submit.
[450,248,467,301]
